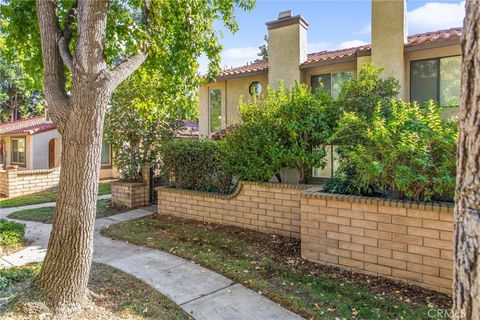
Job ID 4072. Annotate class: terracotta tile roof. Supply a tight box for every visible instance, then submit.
[304,45,371,65]
[219,60,268,78]
[218,27,462,76]
[0,116,56,135]
[406,27,463,47]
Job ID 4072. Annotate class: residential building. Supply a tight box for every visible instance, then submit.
[198,0,462,179]
[0,114,117,183]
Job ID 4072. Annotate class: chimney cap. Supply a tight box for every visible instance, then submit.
[278,10,292,19]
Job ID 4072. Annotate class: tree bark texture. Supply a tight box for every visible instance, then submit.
[34,0,145,314]
[454,1,480,319]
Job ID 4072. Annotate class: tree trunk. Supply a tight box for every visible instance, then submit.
[453,1,480,319]
[34,89,109,314]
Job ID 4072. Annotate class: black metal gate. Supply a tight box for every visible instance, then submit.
[149,167,164,204]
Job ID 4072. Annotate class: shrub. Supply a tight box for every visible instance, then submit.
[0,264,40,291]
[0,219,25,247]
[160,139,234,194]
[105,66,197,182]
[222,82,337,183]
[328,100,457,201]
[336,63,400,119]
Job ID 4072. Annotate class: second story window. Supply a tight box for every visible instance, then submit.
[209,89,221,133]
[311,71,354,99]
[410,56,461,107]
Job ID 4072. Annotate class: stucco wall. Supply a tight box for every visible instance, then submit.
[198,74,267,137]
[268,22,307,89]
[31,129,62,169]
[371,0,407,98]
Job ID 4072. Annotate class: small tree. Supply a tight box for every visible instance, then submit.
[104,67,196,181]
[222,83,336,183]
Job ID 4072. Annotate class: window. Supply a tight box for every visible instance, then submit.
[311,71,354,99]
[312,145,339,179]
[101,143,111,167]
[249,81,263,96]
[209,89,221,133]
[410,56,461,106]
[11,137,26,165]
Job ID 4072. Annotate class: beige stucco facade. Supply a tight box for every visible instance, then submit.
[199,74,268,136]
[198,1,462,137]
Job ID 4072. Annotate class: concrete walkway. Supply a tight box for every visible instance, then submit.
[0,198,303,320]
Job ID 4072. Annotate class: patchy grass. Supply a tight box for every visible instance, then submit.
[103,215,451,320]
[0,219,26,256]
[8,199,126,224]
[0,183,112,208]
[0,263,191,320]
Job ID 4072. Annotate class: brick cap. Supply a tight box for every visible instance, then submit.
[155,180,312,199]
[301,190,454,213]
[111,180,146,187]
[17,166,60,175]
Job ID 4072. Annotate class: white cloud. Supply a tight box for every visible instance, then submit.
[337,40,368,49]
[355,23,371,35]
[307,42,333,52]
[407,1,465,33]
[198,46,261,74]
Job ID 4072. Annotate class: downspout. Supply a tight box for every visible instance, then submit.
[224,79,228,128]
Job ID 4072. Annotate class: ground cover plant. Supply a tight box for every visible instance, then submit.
[103,215,451,320]
[0,183,112,208]
[0,263,191,319]
[8,199,126,224]
[0,219,25,255]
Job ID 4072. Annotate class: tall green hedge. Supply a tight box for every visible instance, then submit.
[160,139,234,194]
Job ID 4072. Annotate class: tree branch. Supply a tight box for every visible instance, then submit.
[107,52,148,90]
[58,2,77,72]
[36,0,70,132]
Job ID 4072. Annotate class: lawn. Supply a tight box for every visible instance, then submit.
[8,199,125,224]
[0,219,26,255]
[0,263,191,319]
[103,215,451,320]
[0,182,112,208]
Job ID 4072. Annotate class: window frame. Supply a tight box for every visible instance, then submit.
[11,136,26,167]
[100,143,112,168]
[310,71,354,98]
[409,54,461,107]
[208,88,222,134]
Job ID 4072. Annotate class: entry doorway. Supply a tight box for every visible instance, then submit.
[48,139,56,168]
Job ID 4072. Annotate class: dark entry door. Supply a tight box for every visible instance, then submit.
[48,139,55,168]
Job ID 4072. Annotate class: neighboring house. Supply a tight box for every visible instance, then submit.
[199,0,462,179]
[0,114,117,179]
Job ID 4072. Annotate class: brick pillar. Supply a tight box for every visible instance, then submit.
[5,165,18,198]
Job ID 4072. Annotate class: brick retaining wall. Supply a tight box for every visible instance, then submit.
[0,166,60,198]
[156,182,454,294]
[157,182,313,238]
[301,191,454,294]
[111,181,149,209]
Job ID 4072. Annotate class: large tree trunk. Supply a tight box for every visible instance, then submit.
[453,1,480,319]
[33,0,145,314]
[34,90,109,313]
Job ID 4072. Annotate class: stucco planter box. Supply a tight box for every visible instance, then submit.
[111,180,148,209]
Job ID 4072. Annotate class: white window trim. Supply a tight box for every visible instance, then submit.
[11,136,26,166]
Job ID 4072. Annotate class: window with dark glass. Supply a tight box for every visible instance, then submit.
[311,71,354,99]
[101,143,111,166]
[12,137,26,165]
[410,56,461,106]
[209,89,221,133]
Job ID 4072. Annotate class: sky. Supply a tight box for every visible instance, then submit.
[199,0,465,72]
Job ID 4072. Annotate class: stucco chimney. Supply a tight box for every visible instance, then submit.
[371,0,407,98]
[266,11,308,89]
